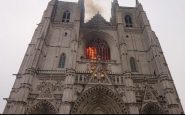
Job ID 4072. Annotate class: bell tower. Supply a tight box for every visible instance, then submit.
[3,0,184,114]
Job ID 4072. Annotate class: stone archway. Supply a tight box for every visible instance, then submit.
[141,103,163,114]
[70,85,128,114]
[79,31,120,62]
[27,100,57,114]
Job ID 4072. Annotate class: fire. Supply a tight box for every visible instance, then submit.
[86,47,97,60]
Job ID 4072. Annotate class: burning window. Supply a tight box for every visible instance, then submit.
[86,38,110,60]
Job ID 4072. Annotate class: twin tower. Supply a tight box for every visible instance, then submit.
[3,0,184,114]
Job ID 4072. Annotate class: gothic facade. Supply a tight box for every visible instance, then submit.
[3,0,184,114]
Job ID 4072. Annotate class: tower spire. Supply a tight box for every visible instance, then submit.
[113,0,118,4]
[78,0,85,23]
[136,0,139,6]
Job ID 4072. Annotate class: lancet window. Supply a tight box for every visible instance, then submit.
[59,53,66,68]
[125,15,133,27]
[62,10,70,22]
[130,57,137,72]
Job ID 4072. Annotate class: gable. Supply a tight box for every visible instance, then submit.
[85,13,111,27]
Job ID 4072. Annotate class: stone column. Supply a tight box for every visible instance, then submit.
[159,74,181,114]
[3,0,56,113]
[124,73,139,114]
[117,22,130,73]
[3,68,35,114]
[120,43,130,72]
[149,31,182,114]
[59,69,76,114]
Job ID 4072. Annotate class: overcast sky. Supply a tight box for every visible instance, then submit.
[0,0,185,113]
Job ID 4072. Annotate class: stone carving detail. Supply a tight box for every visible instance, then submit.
[141,103,164,114]
[87,58,112,85]
[135,90,144,103]
[135,83,144,90]
[116,87,127,102]
[29,94,39,100]
[73,85,84,101]
[143,86,158,101]
[37,80,64,98]
[88,76,111,84]
[27,100,57,114]
[37,80,64,92]
[74,85,83,94]
[37,81,52,91]
[117,87,125,97]
[71,85,128,114]
[54,94,63,99]
[39,87,53,98]
[53,80,64,91]
[145,91,154,100]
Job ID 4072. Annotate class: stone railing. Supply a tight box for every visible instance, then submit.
[124,26,144,33]
[51,21,74,28]
[75,73,125,85]
[37,70,66,75]
[77,58,117,64]
[75,73,91,84]
[131,74,157,79]
[36,70,158,84]
[75,73,158,85]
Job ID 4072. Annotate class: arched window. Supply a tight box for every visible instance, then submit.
[28,101,57,114]
[86,38,110,60]
[141,103,163,114]
[62,10,70,23]
[59,53,66,68]
[130,57,137,72]
[125,15,133,27]
[64,32,68,36]
[154,70,156,76]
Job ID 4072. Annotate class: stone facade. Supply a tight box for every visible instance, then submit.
[3,0,184,114]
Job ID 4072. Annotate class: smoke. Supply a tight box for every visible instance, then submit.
[84,0,104,21]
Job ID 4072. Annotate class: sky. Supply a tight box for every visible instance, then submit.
[0,0,185,113]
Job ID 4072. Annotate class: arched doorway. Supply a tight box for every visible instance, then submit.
[70,85,128,114]
[27,100,57,114]
[141,103,163,114]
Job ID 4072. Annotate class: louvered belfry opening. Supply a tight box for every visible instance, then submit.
[86,38,110,60]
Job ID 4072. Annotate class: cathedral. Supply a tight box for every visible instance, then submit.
[3,0,184,114]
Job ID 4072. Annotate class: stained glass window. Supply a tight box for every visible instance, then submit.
[86,38,110,60]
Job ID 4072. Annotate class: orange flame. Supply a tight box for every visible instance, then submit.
[86,47,97,60]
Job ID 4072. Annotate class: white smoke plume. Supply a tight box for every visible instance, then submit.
[84,0,111,22]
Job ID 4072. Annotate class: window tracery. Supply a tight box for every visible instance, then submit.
[86,38,110,60]
[141,103,163,114]
[28,101,57,114]
[62,10,70,23]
